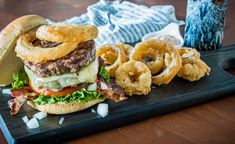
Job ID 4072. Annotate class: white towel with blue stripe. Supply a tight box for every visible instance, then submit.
[48,0,181,46]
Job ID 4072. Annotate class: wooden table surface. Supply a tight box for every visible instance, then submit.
[0,0,235,144]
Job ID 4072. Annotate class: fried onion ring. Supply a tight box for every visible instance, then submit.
[96,44,128,77]
[177,48,211,81]
[178,48,200,63]
[36,24,98,43]
[132,40,182,85]
[15,24,98,62]
[16,32,78,62]
[115,60,151,96]
[115,43,133,57]
[130,40,164,74]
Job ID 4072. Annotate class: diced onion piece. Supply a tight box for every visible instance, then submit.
[91,109,96,113]
[59,117,64,125]
[26,117,39,129]
[22,116,29,123]
[97,103,109,117]
[100,82,108,90]
[2,89,11,95]
[33,112,47,120]
[87,83,97,91]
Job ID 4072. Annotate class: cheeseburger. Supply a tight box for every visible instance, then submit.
[0,15,126,115]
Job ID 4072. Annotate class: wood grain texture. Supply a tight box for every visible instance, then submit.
[0,0,235,144]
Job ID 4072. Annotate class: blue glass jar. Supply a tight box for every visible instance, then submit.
[184,0,228,51]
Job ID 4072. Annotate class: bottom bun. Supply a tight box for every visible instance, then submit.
[27,98,105,115]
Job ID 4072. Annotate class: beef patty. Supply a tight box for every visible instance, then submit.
[24,40,96,77]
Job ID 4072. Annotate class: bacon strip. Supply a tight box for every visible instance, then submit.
[98,57,105,68]
[8,86,37,115]
[97,57,127,102]
[10,86,35,97]
[8,96,27,115]
[97,77,127,102]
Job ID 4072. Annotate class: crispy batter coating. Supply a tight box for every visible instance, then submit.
[115,60,151,96]
[131,40,182,85]
[130,40,165,74]
[177,48,211,81]
[115,43,133,57]
[36,23,98,43]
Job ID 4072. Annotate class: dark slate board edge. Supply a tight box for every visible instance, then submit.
[9,79,235,144]
[200,44,235,56]
[0,115,14,144]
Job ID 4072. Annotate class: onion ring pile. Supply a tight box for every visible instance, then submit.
[96,40,210,96]
[15,24,98,62]
[176,48,211,81]
[96,44,128,77]
[115,60,151,96]
[97,40,182,95]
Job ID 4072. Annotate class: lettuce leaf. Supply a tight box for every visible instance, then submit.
[33,88,102,105]
[11,70,29,89]
[99,66,110,82]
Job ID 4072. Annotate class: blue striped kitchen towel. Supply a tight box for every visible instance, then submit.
[48,0,181,46]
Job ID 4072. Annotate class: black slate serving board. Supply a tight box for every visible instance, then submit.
[1,45,235,144]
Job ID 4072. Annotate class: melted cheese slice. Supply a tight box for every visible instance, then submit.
[25,59,98,91]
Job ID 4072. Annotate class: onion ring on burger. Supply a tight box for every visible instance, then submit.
[15,32,78,62]
[15,24,98,62]
[36,23,98,43]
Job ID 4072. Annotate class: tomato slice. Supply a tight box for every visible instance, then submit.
[29,81,88,97]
